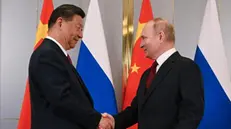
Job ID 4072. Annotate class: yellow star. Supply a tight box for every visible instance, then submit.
[131,63,140,73]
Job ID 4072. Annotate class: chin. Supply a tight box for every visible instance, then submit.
[145,54,153,60]
[71,44,76,48]
[144,54,150,58]
[146,56,152,59]
[144,52,149,57]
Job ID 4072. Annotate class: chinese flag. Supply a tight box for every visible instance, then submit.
[122,0,154,129]
[17,1,54,129]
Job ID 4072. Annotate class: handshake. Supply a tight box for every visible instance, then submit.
[98,113,115,129]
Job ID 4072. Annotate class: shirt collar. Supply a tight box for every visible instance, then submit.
[46,36,68,56]
[156,48,177,68]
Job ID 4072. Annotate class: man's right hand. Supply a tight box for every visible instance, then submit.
[98,113,115,129]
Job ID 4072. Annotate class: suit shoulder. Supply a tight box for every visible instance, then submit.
[31,39,59,57]
[177,56,201,72]
[29,42,60,68]
[178,56,197,66]
[34,39,54,52]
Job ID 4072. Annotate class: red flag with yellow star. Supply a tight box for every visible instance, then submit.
[122,0,154,129]
[17,1,53,129]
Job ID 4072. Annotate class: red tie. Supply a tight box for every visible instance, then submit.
[67,54,72,64]
[146,61,158,88]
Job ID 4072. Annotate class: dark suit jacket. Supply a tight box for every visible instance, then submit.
[115,52,204,129]
[29,38,101,129]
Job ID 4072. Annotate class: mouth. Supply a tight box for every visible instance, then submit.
[144,48,147,52]
[74,38,79,42]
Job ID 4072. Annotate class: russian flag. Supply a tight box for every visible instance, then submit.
[194,0,231,128]
[76,0,118,115]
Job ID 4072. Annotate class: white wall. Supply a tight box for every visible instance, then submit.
[1,0,231,129]
[0,0,2,126]
[1,0,38,128]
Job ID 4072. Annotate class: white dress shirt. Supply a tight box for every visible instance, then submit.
[156,48,177,72]
[46,36,67,56]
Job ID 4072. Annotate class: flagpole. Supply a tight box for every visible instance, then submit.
[36,0,39,29]
[217,0,221,21]
[122,0,134,98]
[172,0,175,24]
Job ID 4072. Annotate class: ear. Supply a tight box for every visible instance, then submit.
[56,17,63,28]
[159,31,165,43]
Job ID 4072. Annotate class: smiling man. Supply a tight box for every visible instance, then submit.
[28,4,112,129]
[104,17,204,129]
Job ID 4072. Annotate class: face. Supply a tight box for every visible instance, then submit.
[60,15,83,50]
[140,22,162,59]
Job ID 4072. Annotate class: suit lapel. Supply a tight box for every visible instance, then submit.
[46,39,94,105]
[141,52,180,109]
[69,64,94,105]
[138,70,150,106]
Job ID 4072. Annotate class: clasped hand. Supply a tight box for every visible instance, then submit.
[98,113,114,129]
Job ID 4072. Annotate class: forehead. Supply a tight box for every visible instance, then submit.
[142,22,154,36]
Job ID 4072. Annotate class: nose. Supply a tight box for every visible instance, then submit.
[140,39,144,48]
[78,31,83,39]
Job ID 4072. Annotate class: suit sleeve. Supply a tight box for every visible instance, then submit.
[113,70,149,129]
[175,61,204,129]
[113,95,138,129]
[33,50,101,129]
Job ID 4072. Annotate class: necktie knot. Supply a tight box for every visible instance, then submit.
[67,54,72,64]
[146,61,158,89]
[151,61,158,73]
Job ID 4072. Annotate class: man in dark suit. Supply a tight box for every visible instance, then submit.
[103,17,204,129]
[29,4,112,129]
